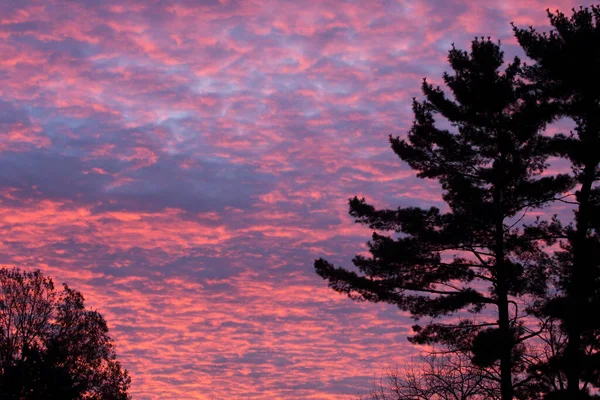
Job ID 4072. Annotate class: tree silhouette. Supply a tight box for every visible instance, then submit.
[0,267,131,400]
[514,6,600,398]
[359,352,500,400]
[359,316,574,399]
[315,39,572,400]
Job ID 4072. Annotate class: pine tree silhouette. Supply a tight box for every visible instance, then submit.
[315,39,571,400]
[514,6,600,398]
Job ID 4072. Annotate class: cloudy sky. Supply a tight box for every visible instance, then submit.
[0,0,586,398]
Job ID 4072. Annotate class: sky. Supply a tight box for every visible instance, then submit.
[0,0,588,399]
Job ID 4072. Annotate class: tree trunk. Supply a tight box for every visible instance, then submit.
[565,164,595,398]
[494,176,513,400]
[496,221,513,400]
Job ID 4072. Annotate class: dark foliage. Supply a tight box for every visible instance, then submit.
[315,39,572,400]
[514,6,600,398]
[0,268,131,400]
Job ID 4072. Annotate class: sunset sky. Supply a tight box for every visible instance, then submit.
[0,0,588,398]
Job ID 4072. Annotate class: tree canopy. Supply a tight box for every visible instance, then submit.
[0,267,131,400]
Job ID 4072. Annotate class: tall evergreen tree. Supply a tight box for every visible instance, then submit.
[314,39,572,400]
[514,6,600,398]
